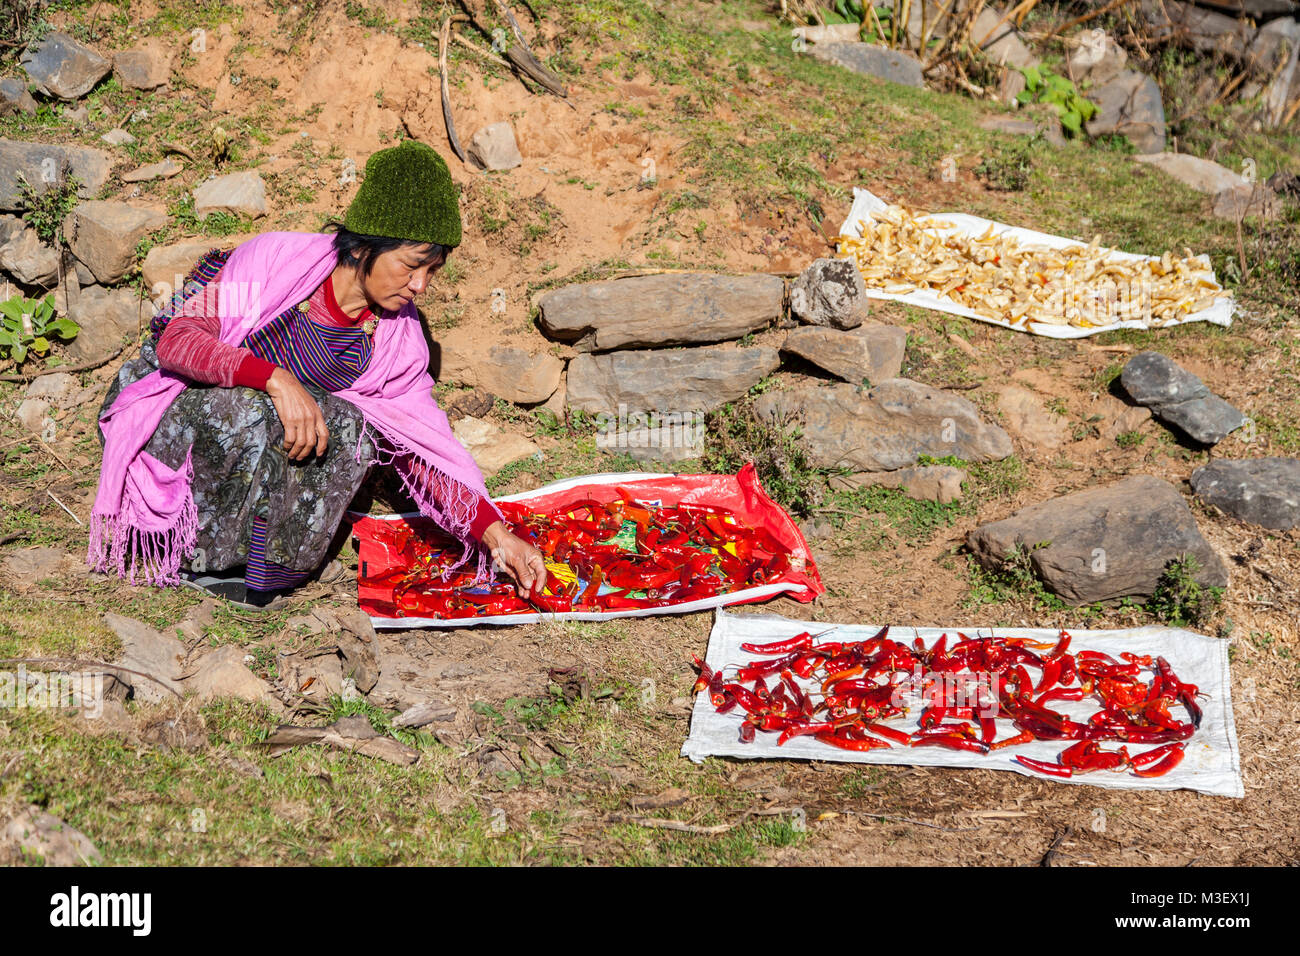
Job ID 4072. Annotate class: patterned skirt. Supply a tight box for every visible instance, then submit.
[100,341,376,589]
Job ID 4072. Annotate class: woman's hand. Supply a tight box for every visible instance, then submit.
[481,521,546,597]
[266,367,329,461]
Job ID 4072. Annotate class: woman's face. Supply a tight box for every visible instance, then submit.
[361,244,445,312]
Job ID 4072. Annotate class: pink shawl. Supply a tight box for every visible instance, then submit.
[89,231,501,586]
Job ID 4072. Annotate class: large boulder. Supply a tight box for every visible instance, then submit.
[754,379,1012,472]
[804,42,925,87]
[780,323,906,385]
[141,240,220,295]
[436,330,563,405]
[1119,351,1245,445]
[1191,458,1300,530]
[0,226,60,284]
[567,344,779,415]
[63,201,168,285]
[790,258,871,330]
[66,285,144,362]
[538,273,782,350]
[112,44,172,91]
[967,475,1228,605]
[193,171,267,219]
[1067,30,1128,85]
[0,140,111,211]
[19,33,110,100]
[1085,69,1166,154]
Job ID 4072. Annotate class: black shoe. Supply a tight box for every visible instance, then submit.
[181,571,288,611]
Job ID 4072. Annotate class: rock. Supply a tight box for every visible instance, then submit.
[99,129,135,148]
[805,42,925,88]
[19,32,110,101]
[24,371,79,408]
[104,612,185,703]
[436,331,563,404]
[2,545,64,583]
[1257,16,1300,126]
[1138,1,1255,62]
[443,387,496,420]
[66,285,144,362]
[0,140,112,211]
[112,45,171,91]
[0,212,21,245]
[1067,29,1128,85]
[594,404,706,464]
[121,158,183,183]
[193,171,266,219]
[978,114,1063,145]
[1120,351,1245,444]
[1085,69,1166,154]
[141,240,217,294]
[14,397,49,436]
[830,464,966,503]
[3,807,102,866]
[971,6,1038,70]
[995,385,1069,450]
[567,345,780,415]
[1212,182,1281,220]
[754,379,1013,471]
[792,23,861,44]
[0,76,37,116]
[1133,152,1246,194]
[62,104,88,125]
[780,323,906,385]
[467,121,523,171]
[392,700,457,728]
[1191,457,1300,530]
[452,416,540,477]
[63,201,168,284]
[1267,169,1300,201]
[790,258,872,330]
[967,475,1228,605]
[181,645,277,705]
[0,226,60,283]
[1103,402,1153,441]
[538,273,782,350]
[998,67,1027,105]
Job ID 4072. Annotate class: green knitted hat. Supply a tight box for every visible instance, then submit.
[343,140,462,247]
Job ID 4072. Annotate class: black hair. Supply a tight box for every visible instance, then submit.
[323,222,450,279]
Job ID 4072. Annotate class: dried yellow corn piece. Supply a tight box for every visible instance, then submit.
[835,203,1229,331]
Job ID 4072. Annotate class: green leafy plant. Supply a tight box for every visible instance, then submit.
[703,400,823,517]
[1016,66,1097,136]
[16,169,80,246]
[975,142,1033,192]
[0,293,78,366]
[1147,555,1223,627]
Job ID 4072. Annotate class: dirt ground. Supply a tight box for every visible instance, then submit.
[1,0,1298,865]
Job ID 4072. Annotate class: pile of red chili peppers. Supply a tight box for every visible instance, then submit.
[360,496,802,620]
[692,628,1201,779]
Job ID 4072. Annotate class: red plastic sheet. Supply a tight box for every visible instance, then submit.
[349,464,824,628]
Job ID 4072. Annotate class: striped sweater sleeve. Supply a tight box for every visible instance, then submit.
[155,282,277,389]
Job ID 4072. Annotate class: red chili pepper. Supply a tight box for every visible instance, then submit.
[1131,744,1185,777]
[814,730,890,751]
[741,631,813,655]
[1015,755,1073,778]
[989,730,1034,751]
